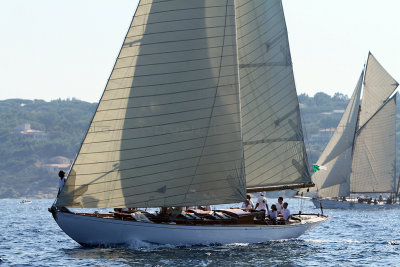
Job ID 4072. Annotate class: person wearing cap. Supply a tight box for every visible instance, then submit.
[58,170,66,195]
[255,192,269,213]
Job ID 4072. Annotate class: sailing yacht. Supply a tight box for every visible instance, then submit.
[311,52,400,209]
[49,0,327,246]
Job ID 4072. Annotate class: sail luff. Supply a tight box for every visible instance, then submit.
[56,0,247,208]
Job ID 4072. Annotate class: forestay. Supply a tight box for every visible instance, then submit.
[235,0,311,189]
[350,95,397,193]
[57,0,246,208]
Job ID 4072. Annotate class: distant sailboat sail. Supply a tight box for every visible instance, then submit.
[350,96,397,193]
[311,52,399,199]
[358,53,399,128]
[312,71,363,198]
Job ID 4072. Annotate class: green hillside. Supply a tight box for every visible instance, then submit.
[0,92,394,198]
[0,98,96,198]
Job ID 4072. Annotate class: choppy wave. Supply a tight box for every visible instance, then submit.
[1,199,400,266]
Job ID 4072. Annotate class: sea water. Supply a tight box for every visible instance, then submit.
[0,199,399,266]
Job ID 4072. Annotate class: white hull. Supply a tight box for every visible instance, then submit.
[54,211,327,246]
[312,198,400,209]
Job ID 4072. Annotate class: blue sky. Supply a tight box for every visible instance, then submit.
[1,0,399,102]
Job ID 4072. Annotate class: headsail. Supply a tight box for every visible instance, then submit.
[358,52,399,128]
[57,0,246,208]
[312,72,363,197]
[235,0,311,191]
[350,95,397,193]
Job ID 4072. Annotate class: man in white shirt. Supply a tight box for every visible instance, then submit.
[241,200,252,210]
[282,202,290,220]
[276,197,284,214]
[255,193,269,212]
[268,204,277,223]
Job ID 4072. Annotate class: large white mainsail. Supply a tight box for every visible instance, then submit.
[350,95,397,193]
[56,0,312,208]
[57,0,245,208]
[235,0,311,190]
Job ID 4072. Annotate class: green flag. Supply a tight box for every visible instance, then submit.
[313,164,327,172]
[313,165,320,172]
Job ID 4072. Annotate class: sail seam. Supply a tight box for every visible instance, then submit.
[73,155,242,179]
[78,132,241,157]
[98,92,237,109]
[124,34,235,48]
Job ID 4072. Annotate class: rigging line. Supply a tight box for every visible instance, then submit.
[183,0,233,203]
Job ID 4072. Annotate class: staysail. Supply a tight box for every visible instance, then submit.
[235,0,311,191]
[350,95,397,193]
[57,0,246,208]
[312,72,363,197]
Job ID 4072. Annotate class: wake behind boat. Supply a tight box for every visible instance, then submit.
[49,0,327,246]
